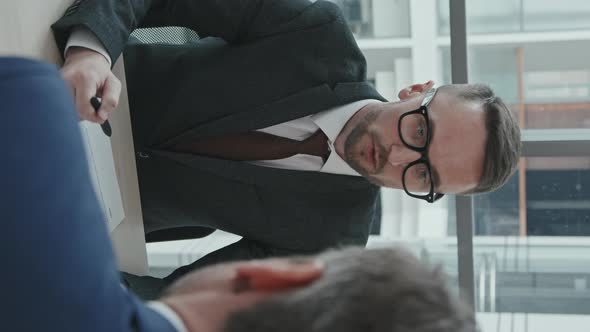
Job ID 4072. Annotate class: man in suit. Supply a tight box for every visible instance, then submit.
[51,0,521,291]
[3,56,476,332]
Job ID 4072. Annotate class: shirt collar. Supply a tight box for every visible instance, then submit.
[311,99,379,176]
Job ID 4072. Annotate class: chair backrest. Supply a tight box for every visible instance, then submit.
[131,26,200,45]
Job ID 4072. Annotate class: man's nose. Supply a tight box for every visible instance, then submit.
[387,144,421,167]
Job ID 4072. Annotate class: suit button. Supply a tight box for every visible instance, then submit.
[138,151,150,159]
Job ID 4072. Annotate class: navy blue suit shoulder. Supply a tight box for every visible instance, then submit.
[1,57,175,332]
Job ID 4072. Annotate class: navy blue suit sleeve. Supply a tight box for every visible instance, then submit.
[0,57,176,332]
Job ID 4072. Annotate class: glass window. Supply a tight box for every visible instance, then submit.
[363,47,412,100]
[439,0,590,35]
[478,313,590,332]
[438,0,521,35]
[475,157,590,238]
[523,0,590,32]
[463,0,590,328]
[328,0,411,38]
[441,42,590,130]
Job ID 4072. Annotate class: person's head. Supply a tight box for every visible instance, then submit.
[334,81,521,201]
[162,247,477,332]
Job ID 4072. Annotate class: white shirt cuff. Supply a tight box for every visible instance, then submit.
[65,27,112,66]
[147,301,189,332]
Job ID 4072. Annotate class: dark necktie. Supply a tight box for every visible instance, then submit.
[172,129,331,161]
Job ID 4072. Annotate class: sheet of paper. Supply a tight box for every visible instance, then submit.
[79,121,125,231]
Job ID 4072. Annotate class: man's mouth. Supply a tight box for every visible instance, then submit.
[374,138,381,172]
[364,136,377,173]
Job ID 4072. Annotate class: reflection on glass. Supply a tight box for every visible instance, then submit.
[328,0,410,38]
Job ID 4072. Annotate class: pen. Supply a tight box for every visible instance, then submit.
[90,96,112,137]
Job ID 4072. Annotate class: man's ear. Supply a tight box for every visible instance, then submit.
[398,80,435,100]
[233,259,324,293]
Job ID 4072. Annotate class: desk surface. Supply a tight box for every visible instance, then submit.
[0,0,148,275]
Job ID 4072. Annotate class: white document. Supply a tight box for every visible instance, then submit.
[79,121,126,231]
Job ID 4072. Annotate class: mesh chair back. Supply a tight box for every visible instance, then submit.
[131,26,200,44]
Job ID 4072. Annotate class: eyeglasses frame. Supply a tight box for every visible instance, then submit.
[397,88,445,203]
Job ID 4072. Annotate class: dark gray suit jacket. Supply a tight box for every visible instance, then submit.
[52,0,385,281]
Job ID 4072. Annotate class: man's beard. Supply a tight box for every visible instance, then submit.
[343,110,386,182]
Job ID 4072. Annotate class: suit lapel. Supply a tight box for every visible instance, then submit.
[153,149,375,193]
[160,82,386,147]
[161,84,339,147]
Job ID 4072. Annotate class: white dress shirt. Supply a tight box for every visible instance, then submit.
[253,100,377,176]
[147,302,188,332]
[67,28,112,66]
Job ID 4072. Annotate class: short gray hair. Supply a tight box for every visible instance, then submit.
[439,84,521,194]
[223,247,477,332]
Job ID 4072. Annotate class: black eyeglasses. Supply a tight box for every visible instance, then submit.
[397,88,444,203]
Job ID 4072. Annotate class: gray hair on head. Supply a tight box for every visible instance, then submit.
[223,247,478,332]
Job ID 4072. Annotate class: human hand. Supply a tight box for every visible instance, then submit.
[161,259,323,332]
[61,47,121,123]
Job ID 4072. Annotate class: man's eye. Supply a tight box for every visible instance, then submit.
[419,169,428,183]
[416,125,424,137]
[415,166,430,186]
